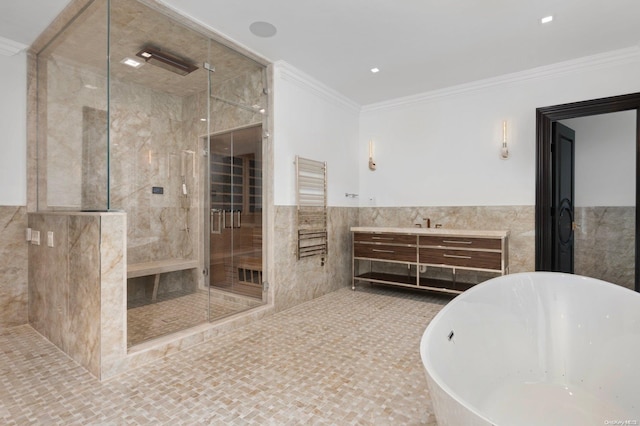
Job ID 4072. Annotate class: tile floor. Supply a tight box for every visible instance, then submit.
[128,290,263,347]
[1,285,451,425]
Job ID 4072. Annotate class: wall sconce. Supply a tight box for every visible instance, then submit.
[500,120,509,160]
[368,140,377,170]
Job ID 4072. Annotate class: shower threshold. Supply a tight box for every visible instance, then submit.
[127,289,263,347]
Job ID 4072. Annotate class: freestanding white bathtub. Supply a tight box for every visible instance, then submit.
[420,272,640,426]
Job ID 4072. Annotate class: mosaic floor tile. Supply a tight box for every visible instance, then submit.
[1,285,449,425]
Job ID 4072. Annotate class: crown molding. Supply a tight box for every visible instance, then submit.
[274,60,361,113]
[362,46,640,113]
[0,36,27,57]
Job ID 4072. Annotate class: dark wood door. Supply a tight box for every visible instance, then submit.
[552,122,575,273]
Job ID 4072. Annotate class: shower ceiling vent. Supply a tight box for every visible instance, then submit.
[136,46,198,76]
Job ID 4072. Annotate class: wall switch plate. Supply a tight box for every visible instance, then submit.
[47,231,54,247]
[31,230,40,245]
[26,228,32,242]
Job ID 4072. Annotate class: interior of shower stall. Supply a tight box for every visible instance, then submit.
[35,0,268,347]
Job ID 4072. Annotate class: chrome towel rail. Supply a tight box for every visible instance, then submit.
[295,156,327,265]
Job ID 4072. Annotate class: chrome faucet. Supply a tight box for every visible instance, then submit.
[414,218,432,228]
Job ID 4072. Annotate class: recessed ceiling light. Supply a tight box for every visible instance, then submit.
[249,21,277,38]
[371,67,380,73]
[121,57,144,68]
[541,15,553,24]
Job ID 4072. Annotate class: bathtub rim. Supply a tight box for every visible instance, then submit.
[419,271,639,424]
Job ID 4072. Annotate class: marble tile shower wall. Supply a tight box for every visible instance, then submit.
[209,69,266,131]
[574,206,635,290]
[44,60,108,208]
[109,78,197,269]
[0,206,28,328]
[43,58,197,278]
[358,206,536,274]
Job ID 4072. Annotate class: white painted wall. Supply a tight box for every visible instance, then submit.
[359,48,640,207]
[273,61,360,207]
[0,52,27,206]
[562,111,636,207]
[4,49,640,211]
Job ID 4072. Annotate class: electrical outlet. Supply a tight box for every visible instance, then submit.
[47,231,54,247]
[26,228,32,242]
[31,230,40,245]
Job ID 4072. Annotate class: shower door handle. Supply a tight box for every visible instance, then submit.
[210,209,222,234]
[224,210,242,228]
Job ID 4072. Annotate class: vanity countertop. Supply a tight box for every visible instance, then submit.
[351,226,509,238]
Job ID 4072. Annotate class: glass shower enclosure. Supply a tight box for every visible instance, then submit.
[34,0,268,347]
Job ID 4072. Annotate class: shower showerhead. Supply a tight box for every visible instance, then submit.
[136,46,198,76]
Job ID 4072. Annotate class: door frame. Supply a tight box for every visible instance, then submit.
[204,123,265,299]
[535,92,640,292]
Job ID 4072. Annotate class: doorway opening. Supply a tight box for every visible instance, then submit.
[208,125,264,299]
[535,92,640,292]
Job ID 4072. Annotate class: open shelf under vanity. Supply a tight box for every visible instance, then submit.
[351,227,509,295]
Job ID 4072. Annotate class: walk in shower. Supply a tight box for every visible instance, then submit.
[34,0,268,347]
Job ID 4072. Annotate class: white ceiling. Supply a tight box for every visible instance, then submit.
[3,0,640,105]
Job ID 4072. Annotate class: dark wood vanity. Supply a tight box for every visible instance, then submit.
[352,227,509,294]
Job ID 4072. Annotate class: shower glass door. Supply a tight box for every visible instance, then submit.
[204,41,267,318]
[209,125,263,299]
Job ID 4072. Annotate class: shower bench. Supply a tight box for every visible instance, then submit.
[127,259,199,302]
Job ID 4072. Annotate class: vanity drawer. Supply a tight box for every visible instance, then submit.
[354,243,416,262]
[419,235,501,250]
[419,248,501,270]
[354,233,416,245]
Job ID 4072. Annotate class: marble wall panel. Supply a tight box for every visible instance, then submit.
[358,206,536,274]
[27,214,68,350]
[108,78,198,267]
[100,214,127,377]
[27,212,126,379]
[0,206,28,328]
[272,206,358,312]
[45,59,108,209]
[574,206,635,290]
[67,215,101,376]
[27,215,46,332]
[210,68,265,132]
